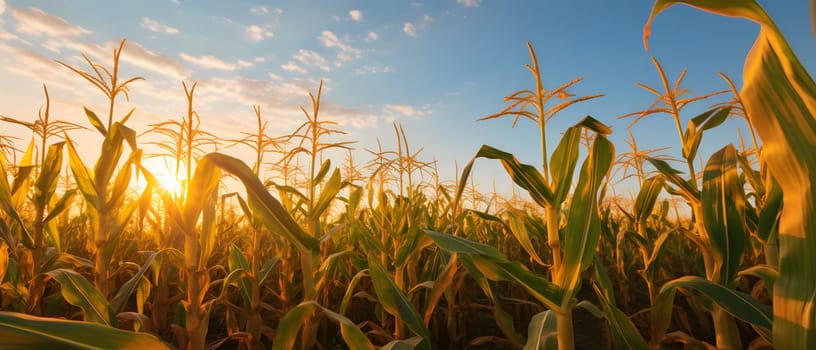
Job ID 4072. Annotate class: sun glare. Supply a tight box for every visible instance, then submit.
[137,158,186,197]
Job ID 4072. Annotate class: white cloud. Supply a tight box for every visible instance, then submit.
[403,15,431,38]
[349,10,363,22]
[365,31,378,42]
[12,7,91,37]
[293,49,330,72]
[116,41,189,79]
[0,0,5,15]
[281,62,307,74]
[456,0,481,7]
[238,60,253,68]
[274,8,284,15]
[318,30,361,58]
[169,0,180,4]
[403,23,416,37]
[254,56,266,62]
[179,53,238,71]
[250,5,268,15]
[355,65,394,75]
[383,104,430,118]
[246,24,273,41]
[141,17,179,35]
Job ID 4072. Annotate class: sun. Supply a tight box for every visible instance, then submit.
[137,157,186,197]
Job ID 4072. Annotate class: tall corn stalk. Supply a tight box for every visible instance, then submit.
[58,39,143,298]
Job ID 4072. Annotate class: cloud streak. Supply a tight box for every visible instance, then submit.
[12,7,91,37]
[141,17,179,34]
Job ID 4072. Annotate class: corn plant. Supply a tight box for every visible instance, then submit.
[59,39,144,299]
[644,0,816,348]
[429,42,613,350]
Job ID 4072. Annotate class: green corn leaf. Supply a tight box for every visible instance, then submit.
[111,250,160,314]
[474,145,553,208]
[549,126,581,205]
[84,107,107,136]
[684,107,731,161]
[646,1,816,344]
[380,337,426,350]
[0,157,32,249]
[575,115,613,135]
[93,123,130,189]
[273,301,375,350]
[201,153,319,253]
[737,264,778,292]
[634,176,664,226]
[9,140,34,209]
[367,255,430,340]
[40,268,114,326]
[34,142,65,204]
[0,311,171,349]
[523,310,558,350]
[557,135,614,301]
[340,269,369,315]
[313,159,332,186]
[258,257,279,287]
[42,189,77,225]
[427,230,564,311]
[505,208,547,266]
[423,253,458,325]
[651,275,772,345]
[459,257,525,344]
[757,176,782,242]
[591,255,650,350]
[309,168,344,221]
[646,158,699,204]
[65,136,99,211]
[228,245,253,306]
[701,145,746,284]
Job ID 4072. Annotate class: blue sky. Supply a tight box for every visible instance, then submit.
[0,0,813,199]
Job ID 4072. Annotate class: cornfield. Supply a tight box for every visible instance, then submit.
[0,1,813,349]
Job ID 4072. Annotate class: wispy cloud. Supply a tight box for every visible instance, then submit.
[383,104,431,119]
[355,65,393,75]
[403,15,431,38]
[0,0,6,15]
[141,17,179,35]
[293,49,330,72]
[281,61,307,74]
[403,23,416,37]
[318,30,361,66]
[349,9,363,22]
[456,0,482,7]
[12,7,91,37]
[249,5,268,15]
[365,31,378,42]
[245,24,273,42]
[179,53,241,71]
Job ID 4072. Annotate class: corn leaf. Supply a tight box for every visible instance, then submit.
[523,310,558,350]
[227,245,253,306]
[273,301,375,350]
[201,153,319,253]
[367,255,430,341]
[549,126,581,205]
[634,176,664,226]
[34,142,65,204]
[65,136,99,211]
[41,268,114,326]
[701,145,746,284]
[427,230,564,311]
[646,1,816,345]
[652,275,772,345]
[0,311,171,350]
[557,135,614,301]
[473,145,553,208]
